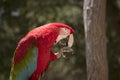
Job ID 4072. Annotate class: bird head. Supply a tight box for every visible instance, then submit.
[51,22,74,47]
[49,22,74,57]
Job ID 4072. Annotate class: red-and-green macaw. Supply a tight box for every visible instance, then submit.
[10,22,74,80]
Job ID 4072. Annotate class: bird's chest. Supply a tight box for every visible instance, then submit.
[37,36,56,62]
[36,30,59,63]
[38,34,58,49]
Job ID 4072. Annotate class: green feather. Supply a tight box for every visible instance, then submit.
[10,47,37,80]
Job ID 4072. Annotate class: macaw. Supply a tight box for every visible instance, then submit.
[9,22,74,80]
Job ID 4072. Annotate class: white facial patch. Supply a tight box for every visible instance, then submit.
[59,28,70,35]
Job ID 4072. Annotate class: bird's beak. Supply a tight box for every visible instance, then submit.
[68,34,74,47]
[55,34,74,47]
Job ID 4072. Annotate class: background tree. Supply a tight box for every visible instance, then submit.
[84,0,108,80]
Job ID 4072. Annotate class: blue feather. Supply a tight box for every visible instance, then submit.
[15,48,38,80]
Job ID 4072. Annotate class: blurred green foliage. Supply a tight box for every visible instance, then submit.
[0,0,119,80]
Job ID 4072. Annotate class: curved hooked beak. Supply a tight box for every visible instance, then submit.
[68,34,74,47]
[55,34,74,47]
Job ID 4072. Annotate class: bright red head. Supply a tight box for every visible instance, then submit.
[48,22,74,34]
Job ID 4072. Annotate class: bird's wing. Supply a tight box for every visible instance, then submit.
[10,35,38,80]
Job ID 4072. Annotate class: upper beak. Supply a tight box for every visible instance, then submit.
[68,34,74,47]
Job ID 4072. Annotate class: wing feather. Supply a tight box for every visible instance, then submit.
[10,35,38,80]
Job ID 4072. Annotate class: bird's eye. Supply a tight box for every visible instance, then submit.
[64,28,67,30]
